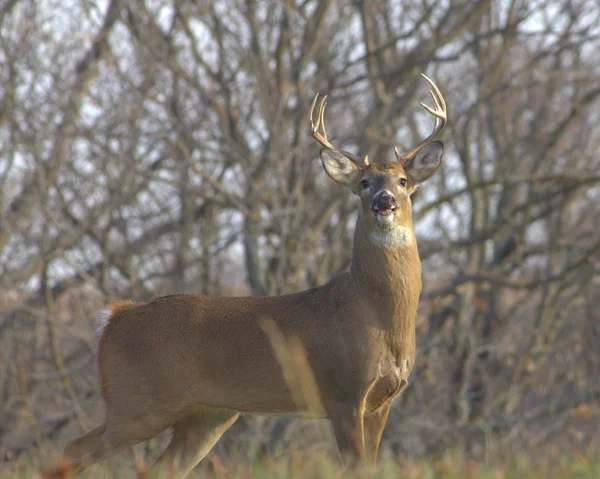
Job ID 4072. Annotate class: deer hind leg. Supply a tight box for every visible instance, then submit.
[61,425,109,476]
[149,407,239,479]
[61,416,173,476]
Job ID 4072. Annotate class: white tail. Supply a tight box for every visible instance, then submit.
[59,75,447,478]
[95,309,112,341]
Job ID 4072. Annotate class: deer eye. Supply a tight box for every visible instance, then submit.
[360,179,369,189]
[399,178,407,187]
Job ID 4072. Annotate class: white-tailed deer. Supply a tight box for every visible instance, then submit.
[59,75,446,477]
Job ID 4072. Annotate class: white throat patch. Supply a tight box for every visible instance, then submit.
[370,226,413,249]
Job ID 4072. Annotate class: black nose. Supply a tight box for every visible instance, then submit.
[373,191,397,211]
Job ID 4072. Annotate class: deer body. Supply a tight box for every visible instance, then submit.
[60,75,446,478]
[98,217,419,415]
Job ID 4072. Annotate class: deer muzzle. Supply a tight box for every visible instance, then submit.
[372,191,397,226]
[372,190,396,213]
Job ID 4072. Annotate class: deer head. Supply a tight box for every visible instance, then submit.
[310,74,446,246]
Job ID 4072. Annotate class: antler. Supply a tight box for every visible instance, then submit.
[394,74,447,166]
[310,93,369,168]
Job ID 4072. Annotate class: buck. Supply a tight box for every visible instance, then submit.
[59,75,446,477]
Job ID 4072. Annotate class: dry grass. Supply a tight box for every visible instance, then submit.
[2,447,600,479]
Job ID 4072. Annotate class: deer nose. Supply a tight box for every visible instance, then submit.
[372,190,397,211]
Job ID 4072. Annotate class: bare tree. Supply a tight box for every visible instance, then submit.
[1,0,598,470]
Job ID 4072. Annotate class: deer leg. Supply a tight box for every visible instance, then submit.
[329,401,365,466]
[148,407,239,479]
[61,425,110,476]
[363,400,392,465]
[61,417,170,476]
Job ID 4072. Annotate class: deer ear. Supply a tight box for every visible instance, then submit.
[320,149,359,186]
[404,141,443,185]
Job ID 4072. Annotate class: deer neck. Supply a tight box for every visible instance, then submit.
[349,210,422,334]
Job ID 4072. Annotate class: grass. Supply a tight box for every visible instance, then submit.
[2,447,600,478]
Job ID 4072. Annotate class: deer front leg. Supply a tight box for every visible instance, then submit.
[363,400,392,465]
[329,401,366,466]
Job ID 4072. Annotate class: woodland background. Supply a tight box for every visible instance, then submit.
[0,0,599,474]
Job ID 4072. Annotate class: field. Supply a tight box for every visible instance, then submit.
[2,444,600,478]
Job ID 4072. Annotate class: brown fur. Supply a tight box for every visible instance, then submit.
[104,300,143,325]
[62,192,428,477]
[64,197,425,477]
[62,89,445,477]
[368,162,399,171]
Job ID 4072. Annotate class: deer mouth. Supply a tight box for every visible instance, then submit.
[373,207,395,216]
[372,206,396,226]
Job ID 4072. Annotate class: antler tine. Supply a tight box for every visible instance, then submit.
[310,93,331,149]
[318,96,329,144]
[426,89,442,129]
[395,73,447,166]
[310,93,369,168]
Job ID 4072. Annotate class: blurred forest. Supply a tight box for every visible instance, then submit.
[1,0,599,473]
